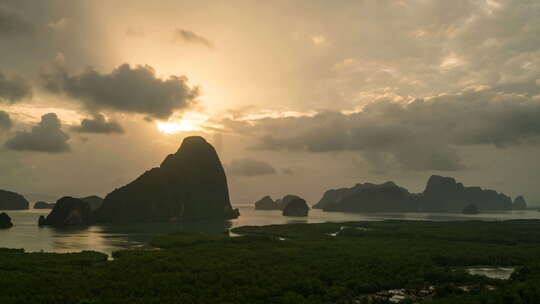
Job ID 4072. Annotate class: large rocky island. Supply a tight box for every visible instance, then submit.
[315,175,526,213]
[97,136,239,223]
[0,190,29,210]
[321,182,419,213]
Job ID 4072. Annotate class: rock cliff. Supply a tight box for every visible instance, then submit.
[254,196,280,210]
[420,175,512,212]
[97,136,239,222]
[39,197,93,226]
[323,182,419,212]
[282,198,309,216]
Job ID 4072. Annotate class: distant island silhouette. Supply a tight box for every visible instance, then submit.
[254,194,307,212]
[0,190,29,210]
[313,175,527,213]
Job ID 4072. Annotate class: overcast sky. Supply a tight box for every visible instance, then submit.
[1,0,540,205]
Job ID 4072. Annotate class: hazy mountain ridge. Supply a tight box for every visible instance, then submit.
[315,175,527,213]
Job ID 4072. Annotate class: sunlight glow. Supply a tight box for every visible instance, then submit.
[157,113,209,134]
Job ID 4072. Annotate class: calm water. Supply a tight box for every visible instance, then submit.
[1,204,539,256]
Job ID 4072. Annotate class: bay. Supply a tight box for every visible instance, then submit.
[1,204,539,256]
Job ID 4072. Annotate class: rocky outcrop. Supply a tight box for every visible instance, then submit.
[420,175,512,212]
[512,196,527,210]
[38,197,93,226]
[323,182,419,213]
[0,190,29,210]
[462,204,479,214]
[278,195,303,210]
[282,198,309,216]
[97,136,239,223]
[254,196,280,210]
[0,213,13,229]
[313,184,369,209]
[38,215,46,226]
[34,201,55,209]
[254,194,306,211]
[80,195,104,211]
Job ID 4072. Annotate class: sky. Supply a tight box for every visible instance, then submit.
[1,0,540,205]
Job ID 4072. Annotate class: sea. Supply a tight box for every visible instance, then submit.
[1,204,539,256]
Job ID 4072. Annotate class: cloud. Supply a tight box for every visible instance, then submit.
[126,26,145,37]
[0,6,34,37]
[227,158,277,176]
[41,63,199,119]
[47,17,68,31]
[282,168,294,175]
[222,86,540,172]
[73,114,124,134]
[311,34,326,46]
[174,29,214,49]
[5,113,70,152]
[0,110,12,130]
[0,70,32,103]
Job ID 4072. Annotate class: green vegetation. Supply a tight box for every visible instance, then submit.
[2,220,540,303]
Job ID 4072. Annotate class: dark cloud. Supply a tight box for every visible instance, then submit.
[0,110,11,130]
[73,114,124,134]
[41,63,199,119]
[227,158,277,176]
[0,70,32,103]
[0,6,34,37]
[223,87,540,172]
[5,113,70,152]
[174,29,214,49]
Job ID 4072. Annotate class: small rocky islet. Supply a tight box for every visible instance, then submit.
[38,197,94,226]
[0,212,13,229]
[254,194,310,216]
[282,198,309,216]
[254,196,280,210]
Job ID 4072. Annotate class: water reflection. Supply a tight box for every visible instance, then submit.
[1,205,539,256]
[467,267,515,280]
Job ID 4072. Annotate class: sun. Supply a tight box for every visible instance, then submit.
[157,120,198,134]
[156,113,209,134]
